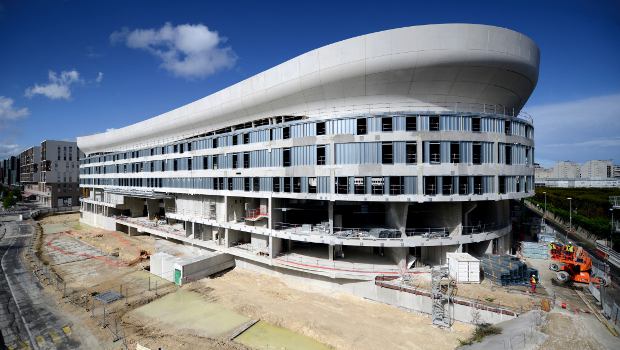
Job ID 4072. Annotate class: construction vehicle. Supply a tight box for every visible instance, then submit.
[549,243,609,286]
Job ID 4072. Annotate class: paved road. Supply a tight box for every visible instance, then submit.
[0,221,80,350]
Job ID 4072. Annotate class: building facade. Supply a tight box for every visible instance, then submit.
[77,24,539,281]
[22,140,81,207]
[1,156,20,186]
[19,146,41,185]
[535,159,619,188]
[580,160,613,179]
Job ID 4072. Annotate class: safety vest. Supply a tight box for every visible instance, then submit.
[530,276,537,284]
[568,245,574,253]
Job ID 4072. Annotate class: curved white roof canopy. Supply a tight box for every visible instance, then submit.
[78,23,540,154]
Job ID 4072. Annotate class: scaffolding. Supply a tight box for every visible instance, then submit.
[431,265,455,328]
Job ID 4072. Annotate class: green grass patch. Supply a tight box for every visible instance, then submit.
[459,323,502,346]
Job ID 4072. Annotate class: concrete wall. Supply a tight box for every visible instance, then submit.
[80,211,116,231]
[251,232,268,250]
[421,244,460,265]
[124,197,146,217]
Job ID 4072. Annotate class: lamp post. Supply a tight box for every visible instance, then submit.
[543,191,547,225]
[567,197,573,238]
[611,208,615,248]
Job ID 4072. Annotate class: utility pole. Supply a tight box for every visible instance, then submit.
[611,208,614,248]
[567,197,573,240]
[543,191,547,225]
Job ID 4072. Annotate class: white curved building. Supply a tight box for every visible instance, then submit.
[78,23,539,282]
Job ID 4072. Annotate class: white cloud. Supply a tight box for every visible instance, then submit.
[111,22,237,79]
[96,72,104,83]
[0,96,29,121]
[25,70,82,100]
[526,93,620,163]
[0,141,22,159]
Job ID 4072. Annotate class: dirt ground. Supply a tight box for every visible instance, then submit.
[35,213,254,350]
[405,273,542,312]
[34,213,477,350]
[39,213,154,263]
[188,270,474,350]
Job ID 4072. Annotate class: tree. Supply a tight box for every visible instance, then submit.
[11,188,22,202]
[2,192,16,209]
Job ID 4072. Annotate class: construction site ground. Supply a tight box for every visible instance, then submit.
[34,213,477,349]
[460,258,620,349]
[403,272,545,312]
[33,213,620,350]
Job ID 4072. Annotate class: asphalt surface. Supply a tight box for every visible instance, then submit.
[0,220,80,350]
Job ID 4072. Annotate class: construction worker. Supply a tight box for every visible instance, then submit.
[530,274,537,293]
[566,241,574,253]
[548,242,556,251]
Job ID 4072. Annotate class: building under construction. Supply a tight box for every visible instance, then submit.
[77,23,539,294]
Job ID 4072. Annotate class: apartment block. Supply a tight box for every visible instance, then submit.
[22,140,81,207]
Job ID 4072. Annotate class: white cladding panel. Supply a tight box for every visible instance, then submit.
[78,24,539,154]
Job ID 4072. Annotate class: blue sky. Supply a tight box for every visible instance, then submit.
[0,0,619,166]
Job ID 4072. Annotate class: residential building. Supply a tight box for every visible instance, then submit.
[38,140,81,207]
[77,24,539,288]
[19,146,41,185]
[1,156,20,186]
[580,159,613,179]
[535,159,619,188]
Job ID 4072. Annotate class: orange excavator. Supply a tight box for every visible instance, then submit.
[549,243,609,286]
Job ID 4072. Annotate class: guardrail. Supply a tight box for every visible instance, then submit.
[596,241,620,269]
[273,223,503,241]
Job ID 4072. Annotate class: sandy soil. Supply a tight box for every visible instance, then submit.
[404,274,543,312]
[39,213,154,263]
[36,213,476,350]
[33,214,271,349]
[188,270,474,350]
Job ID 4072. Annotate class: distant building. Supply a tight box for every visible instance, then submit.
[535,159,619,188]
[19,146,41,184]
[613,164,620,178]
[580,160,613,179]
[555,161,580,179]
[1,156,21,186]
[22,140,81,208]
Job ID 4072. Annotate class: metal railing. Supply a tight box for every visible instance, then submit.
[273,222,505,241]
[275,252,400,274]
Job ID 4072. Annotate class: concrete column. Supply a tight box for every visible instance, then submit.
[386,203,408,237]
[146,199,159,219]
[387,247,408,269]
[268,196,273,229]
[223,196,229,223]
[224,228,230,247]
[328,201,334,234]
[328,245,334,261]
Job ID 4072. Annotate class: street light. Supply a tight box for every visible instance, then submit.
[543,191,547,225]
[567,197,573,237]
[611,208,615,248]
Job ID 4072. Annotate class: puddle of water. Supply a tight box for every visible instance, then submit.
[132,289,250,337]
[236,321,331,350]
[42,223,72,234]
